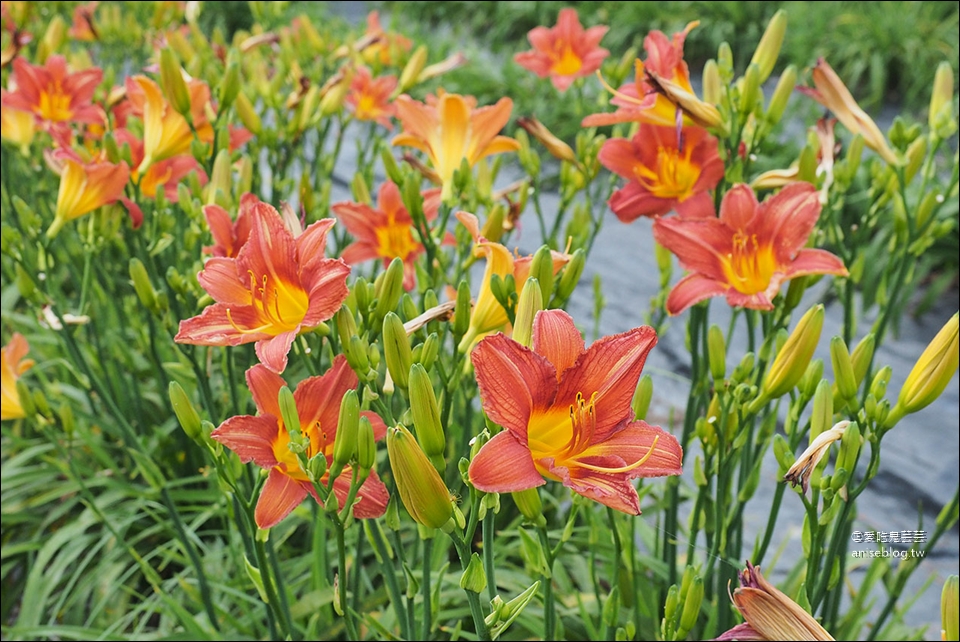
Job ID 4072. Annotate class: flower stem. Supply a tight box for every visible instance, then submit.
[537,525,557,640]
[421,535,433,640]
[482,511,498,604]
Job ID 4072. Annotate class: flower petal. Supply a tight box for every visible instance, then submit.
[468,430,545,493]
[332,468,390,518]
[296,218,336,273]
[545,460,642,514]
[211,414,279,468]
[665,273,729,315]
[719,183,759,231]
[577,421,683,479]
[301,258,351,327]
[175,304,270,346]
[292,355,357,445]
[784,248,848,279]
[246,363,286,418]
[652,216,730,281]
[255,468,309,529]
[255,330,298,374]
[198,257,251,305]
[532,309,584,380]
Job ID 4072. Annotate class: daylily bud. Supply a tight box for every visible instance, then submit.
[679,575,704,635]
[417,52,468,85]
[375,257,405,322]
[850,333,875,389]
[37,16,67,63]
[929,62,957,137]
[167,28,196,63]
[632,374,653,421]
[460,553,487,594]
[206,149,232,206]
[129,258,159,313]
[708,325,726,381]
[757,305,824,404]
[513,278,543,349]
[218,60,242,111]
[350,172,372,205]
[512,488,544,525]
[739,63,761,114]
[800,358,825,400]
[418,333,440,372]
[837,420,861,478]
[336,304,358,345]
[766,65,798,126]
[297,85,321,132]
[830,336,858,401]
[528,246,555,307]
[160,49,192,116]
[518,117,576,164]
[387,424,453,529]
[481,203,506,243]
[398,45,428,93]
[409,363,445,473]
[750,9,786,83]
[885,312,959,427]
[380,143,405,186]
[648,71,726,133]
[357,415,376,473]
[331,389,360,480]
[810,379,833,441]
[383,312,413,390]
[234,91,262,135]
[603,586,620,627]
[943,575,959,642]
[308,452,327,483]
[278,385,301,437]
[869,365,892,399]
[702,60,722,105]
[555,248,585,303]
[169,382,202,443]
[454,280,472,339]
[319,73,350,117]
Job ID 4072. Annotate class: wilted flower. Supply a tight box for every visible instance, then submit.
[783,420,848,493]
[211,359,389,529]
[468,309,683,514]
[653,183,847,314]
[716,562,834,640]
[1,333,34,421]
[393,90,520,200]
[599,123,723,221]
[514,7,609,92]
[176,202,349,374]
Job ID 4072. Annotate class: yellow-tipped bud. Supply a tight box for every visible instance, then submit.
[129,258,159,314]
[702,60,722,105]
[160,48,192,116]
[513,278,543,349]
[332,389,360,475]
[830,336,858,401]
[206,148,232,206]
[357,416,376,473]
[37,16,67,63]
[766,65,797,126]
[750,9,786,83]
[943,575,959,642]
[708,325,726,381]
[758,305,825,403]
[929,62,957,136]
[383,312,413,390]
[517,117,576,164]
[386,424,453,529]
[169,382,202,443]
[885,312,959,427]
[218,60,242,110]
[409,363,445,473]
[398,45,429,93]
[235,91,262,135]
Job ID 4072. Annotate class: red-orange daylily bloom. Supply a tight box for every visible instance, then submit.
[1,332,34,421]
[69,2,98,41]
[126,75,193,173]
[392,91,520,200]
[114,128,207,201]
[362,10,412,67]
[48,155,130,238]
[582,22,700,129]
[211,358,389,529]
[3,55,102,131]
[514,7,609,92]
[346,66,397,129]
[176,202,350,374]
[468,309,682,514]
[653,183,848,314]
[332,181,445,291]
[455,211,571,351]
[599,123,723,221]
[203,192,260,258]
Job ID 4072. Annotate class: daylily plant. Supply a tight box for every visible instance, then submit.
[653,183,848,314]
[211,358,389,529]
[345,66,397,129]
[1,333,34,421]
[514,7,609,92]
[468,309,683,514]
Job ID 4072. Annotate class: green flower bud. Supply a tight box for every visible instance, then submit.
[702,60,721,105]
[169,382,202,443]
[409,363,445,472]
[750,9,786,83]
[387,424,453,529]
[942,575,959,642]
[838,420,861,476]
[678,575,703,635]
[739,63,761,114]
[277,385,301,437]
[160,48,192,117]
[632,374,653,421]
[810,379,833,441]
[357,415,376,473]
[757,305,824,404]
[885,313,959,427]
[234,91,261,135]
[332,389,360,476]
[555,248,585,303]
[15,379,36,418]
[799,358,825,400]
[529,246,555,307]
[375,257,405,322]
[869,365,892,399]
[129,258,159,313]
[513,278,543,348]
[218,60,242,111]
[512,487,545,525]
[766,65,797,126]
[398,45,428,93]
[383,312,413,390]
[830,336,858,401]
[454,280,472,340]
[708,325,726,381]
[460,553,487,594]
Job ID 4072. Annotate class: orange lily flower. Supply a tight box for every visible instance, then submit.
[582,22,700,129]
[716,562,834,641]
[202,192,261,258]
[3,55,102,131]
[455,211,570,351]
[799,58,900,166]
[114,128,207,201]
[48,155,130,238]
[1,332,34,421]
[599,123,723,221]
[126,75,193,173]
[345,66,397,129]
[332,181,445,291]
[68,2,98,41]
[211,358,389,529]
[362,10,412,67]
[392,90,520,201]
[468,309,682,514]
[514,7,609,92]
[175,202,350,374]
[652,183,848,314]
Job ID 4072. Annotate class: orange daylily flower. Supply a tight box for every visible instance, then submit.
[126,75,193,173]
[346,66,397,128]
[468,309,682,514]
[799,58,900,166]
[362,10,412,67]
[599,123,723,221]
[715,562,834,641]
[211,358,389,529]
[653,183,848,314]
[69,2,98,41]
[203,192,260,258]
[332,181,446,291]
[392,90,520,201]
[176,202,350,374]
[114,128,207,201]
[582,22,701,129]
[455,211,570,351]
[3,55,103,131]
[1,332,34,421]
[514,7,609,92]
[0,89,35,150]
[48,155,130,238]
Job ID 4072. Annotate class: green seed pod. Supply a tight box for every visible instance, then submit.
[460,553,487,593]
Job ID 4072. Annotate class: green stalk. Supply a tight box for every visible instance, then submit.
[537,525,557,640]
[421,536,433,640]
[482,512,498,604]
[450,532,491,640]
[334,521,359,640]
[366,521,410,639]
